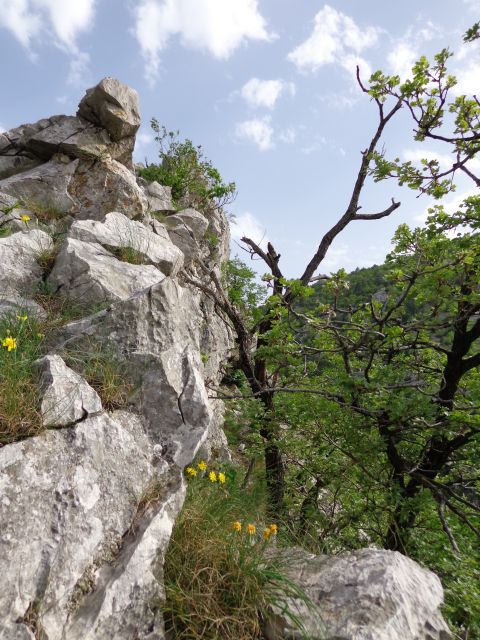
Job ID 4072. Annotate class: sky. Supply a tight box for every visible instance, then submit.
[0,0,479,277]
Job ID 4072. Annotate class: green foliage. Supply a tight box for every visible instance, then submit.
[222,257,266,323]
[139,121,236,212]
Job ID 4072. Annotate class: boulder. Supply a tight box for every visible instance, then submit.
[69,157,148,220]
[263,547,452,640]
[78,77,141,142]
[0,229,53,295]
[0,410,183,639]
[36,355,102,427]
[69,211,184,276]
[48,237,166,305]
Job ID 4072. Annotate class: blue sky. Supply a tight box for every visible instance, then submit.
[1,0,479,277]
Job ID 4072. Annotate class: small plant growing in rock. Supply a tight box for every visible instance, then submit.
[163,463,312,639]
[0,312,44,444]
[139,121,236,212]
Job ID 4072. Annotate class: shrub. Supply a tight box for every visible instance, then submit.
[163,462,312,639]
[139,121,236,212]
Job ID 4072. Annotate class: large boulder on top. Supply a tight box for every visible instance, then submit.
[77,77,141,142]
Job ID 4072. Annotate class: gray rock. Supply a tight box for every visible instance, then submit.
[0,410,183,639]
[36,355,102,427]
[0,155,79,213]
[69,211,183,276]
[263,547,452,640]
[0,293,46,319]
[24,116,112,162]
[146,181,174,212]
[0,155,42,180]
[69,157,148,220]
[48,237,166,305]
[78,77,141,142]
[0,229,53,295]
[167,208,209,263]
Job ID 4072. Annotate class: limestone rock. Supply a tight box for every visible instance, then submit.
[167,208,209,262]
[263,547,452,640]
[0,154,42,180]
[78,77,141,142]
[53,278,216,467]
[69,211,184,276]
[145,181,174,212]
[69,157,148,220]
[0,229,53,295]
[0,410,183,639]
[0,293,46,319]
[48,237,166,304]
[0,155,79,213]
[36,355,102,427]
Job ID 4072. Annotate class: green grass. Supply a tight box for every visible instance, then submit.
[103,244,149,266]
[163,463,313,639]
[0,312,44,444]
[62,343,133,411]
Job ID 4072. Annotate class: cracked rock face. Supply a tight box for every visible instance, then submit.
[36,355,102,427]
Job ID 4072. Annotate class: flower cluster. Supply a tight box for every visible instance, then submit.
[185,461,226,484]
[231,521,278,541]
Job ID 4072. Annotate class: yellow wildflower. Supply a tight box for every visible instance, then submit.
[269,524,278,536]
[2,336,17,351]
[264,527,272,541]
[197,461,207,472]
[185,467,197,477]
[209,471,217,483]
[247,524,256,535]
[21,215,30,222]
[16,315,28,321]
[218,472,226,484]
[232,521,242,532]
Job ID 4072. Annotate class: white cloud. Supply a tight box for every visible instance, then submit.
[235,116,273,151]
[241,78,295,109]
[387,22,441,80]
[0,0,95,50]
[0,122,5,133]
[134,0,272,85]
[0,0,95,82]
[403,148,480,172]
[288,5,380,77]
[452,60,480,95]
[230,211,269,246]
[463,0,480,11]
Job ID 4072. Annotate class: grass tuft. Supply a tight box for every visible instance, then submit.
[163,464,313,640]
[0,313,44,445]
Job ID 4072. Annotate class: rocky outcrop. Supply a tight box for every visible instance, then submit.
[264,547,452,640]
[0,78,451,640]
[0,77,234,639]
